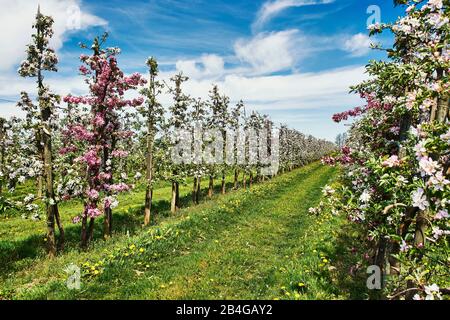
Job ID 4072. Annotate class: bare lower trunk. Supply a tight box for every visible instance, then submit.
[55,206,65,251]
[37,175,43,198]
[171,181,179,213]
[196,177,201,204]
[208,175,214,198]
[88,218,95,243]
[243,172,246,189]
[249,171,253,188]
[221,171,226,194]
[46,207,56,257]
[144,187,153,225]
[103,207,112,239]
[234,168,238,189]
[192,177,198,204]
[414,210,428,248]
[81,215,88,250]
[176,182,180,207]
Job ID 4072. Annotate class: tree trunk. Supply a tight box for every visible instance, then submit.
[234,168,239,189]
[196,177,201,204]
[104,206,112,239]
[243,172,246,189]
[171,181,178,213]
[436,96,449,123]
[221,171,226,194]
[144,186,153,225]
[37,175,43,198]
[176,182,180,208]
[144,127,155,226]
[192,177,198,205]
[208,175,214,198]
[88,218,95,243]
[81,215,88,250]
[414,210,428,248]
[55,206,65,251]
[249,171,253,188]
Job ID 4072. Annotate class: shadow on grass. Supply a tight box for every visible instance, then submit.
[315,222,370,300]
[0,179,252,277]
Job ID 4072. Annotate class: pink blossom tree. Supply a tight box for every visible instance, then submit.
[61,34,145,247]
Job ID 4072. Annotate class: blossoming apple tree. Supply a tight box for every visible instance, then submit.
[61,34,146,247]
[17,7,64,256]
[316,0,449,299]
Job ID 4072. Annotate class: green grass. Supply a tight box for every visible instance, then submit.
[0,163,368,300]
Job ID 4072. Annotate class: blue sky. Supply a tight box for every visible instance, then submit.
[0,0,406,141]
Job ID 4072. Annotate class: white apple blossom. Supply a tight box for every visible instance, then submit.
[418,157,439,177]
[412,188,429,210]
[424,283,442,300]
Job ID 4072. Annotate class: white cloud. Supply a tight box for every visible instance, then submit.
[343,33,372,57]
[234,30,301,75]
[175,30,304,78]
[253,0,335,31]
[175,54,225,80]
[220,65,367,106]
[157,65,366,110]
[0,0,107,71]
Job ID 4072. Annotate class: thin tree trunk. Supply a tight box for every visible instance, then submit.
[81,215,88,250]
[37,175,43,198]
[221,171,226,194]
[104,206,112,239]
[234,168,239,189]
[249,171,253,188]
[208,175,214,198]
[192,177,198,204]
[175,182,180,208]
[144,128,155,226]
[243,172,246,189]
[55,206,65,251]
[171,181,177,213]
[144,187,153,225]
[88,218,95,243]
[196,177,201,204]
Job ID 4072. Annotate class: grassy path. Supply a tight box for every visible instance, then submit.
[1,163,367,300]
[139,164,333,299]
